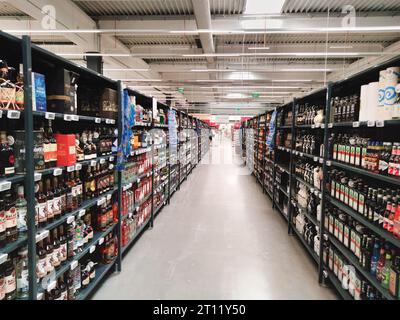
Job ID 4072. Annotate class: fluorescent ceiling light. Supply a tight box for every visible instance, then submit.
[57,53,130,57]
[183,53,241,57]
[280,68,334,72]
[190,69,238,72]
[329,45,354,49]
[272,79,313,82]
[248,47,270,50]
[199,86,302,89]
[120,79,163,82]
[244,0,285,14]
[104,68,149,72]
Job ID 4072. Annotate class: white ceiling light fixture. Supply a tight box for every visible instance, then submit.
[329,45,354,49]
[120,79,163,82]
[272,80,313,82]
[280,68,334,72]
[104,68,150,72]
[244,0,286,14]
[190,69,238,72]
[248,47,271,50]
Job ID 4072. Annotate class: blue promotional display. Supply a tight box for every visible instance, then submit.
[266,110,277,150]
[31,72,46,111]
[117,90,135,170]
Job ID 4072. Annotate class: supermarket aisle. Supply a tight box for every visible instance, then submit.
[93,137,336,300]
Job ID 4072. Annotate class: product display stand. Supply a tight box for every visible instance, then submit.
[242,55,400,300]
[0,31,210,300]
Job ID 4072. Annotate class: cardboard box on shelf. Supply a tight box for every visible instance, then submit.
[55,134,76,167]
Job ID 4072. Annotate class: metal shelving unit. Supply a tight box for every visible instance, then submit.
[242,54,400,300]
[0,31,210,300]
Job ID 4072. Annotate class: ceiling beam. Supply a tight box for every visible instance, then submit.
[96,15,400,34]
[2,0,160,80]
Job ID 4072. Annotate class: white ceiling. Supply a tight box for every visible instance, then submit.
[1,0,399,115]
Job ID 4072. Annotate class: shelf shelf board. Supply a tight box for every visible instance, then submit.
[274,201,289,221]
[329,119,400,128]
[291,198,319,227]
[0,234,27,255]
[36,187,117,233]
[328,234,395,300]
[36,153,116,177]
[122,217,151,255]
[330,160,400,186]
[32,111,116,125]
[291,225,319,264]
[276,184,289,197]
[325,268,353,300]
[327,196,400,249]
[275,163,290,174]
[38,223,117,291]
[294,176,321,195]
[77,261,116,300]
[0,174,25,187]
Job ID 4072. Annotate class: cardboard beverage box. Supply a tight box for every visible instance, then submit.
[55,134,76,167]
[99,88,118,119]
[47,68,79,114]
[77,86,100,117]
[32,72,47,112]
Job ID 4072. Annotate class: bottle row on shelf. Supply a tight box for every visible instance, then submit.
[240,57,400,300]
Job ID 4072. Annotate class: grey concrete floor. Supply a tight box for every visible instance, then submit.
[92,137,337,300]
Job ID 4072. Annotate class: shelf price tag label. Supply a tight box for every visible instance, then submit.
[75,163,82,171]
[109,156,114,162]
[311,124,315,129]
[45,112,55,120]
[352,121,360,128]
[90,160,97,167]
[319,158,324,164]
[78,209,86,218]
[0,110,2,118]
[70,260,78,270]
[95,117,101,123]
[97,198,105,206]
[320,124,325,129]
[67,215,75,224]
[0,254,8,265]
[98,237,104,245]
[34,172,42,182]
[109,164,114,170]
[67,165,75,172]
[89,245,96,254]
[105,119,112,124]
[0,181,11,192]
[63,114,72,121]
[313,157,318,162]
[376,120,385,127]
[326,160,332,166]
[106,194,111,200]
[36,230,49,243]
[53,168,62,176]
[71,115,79,121]
[47,280,57,292]
[100,158,106,164]
[7,110,20,119]
[328,123,333,128]
[367,120,375,127]
[110,120,116,124]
